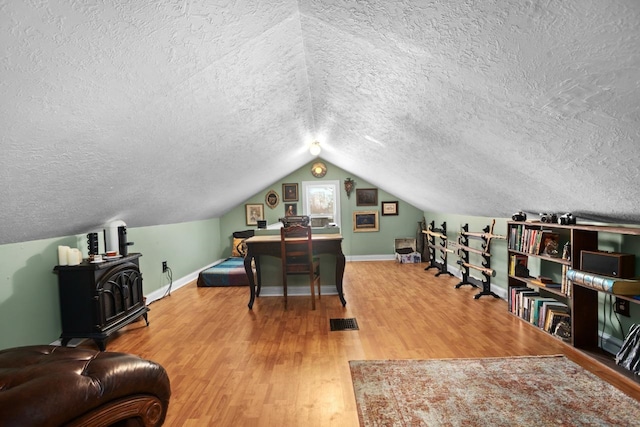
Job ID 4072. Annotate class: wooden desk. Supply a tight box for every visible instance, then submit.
[244,233,346,309]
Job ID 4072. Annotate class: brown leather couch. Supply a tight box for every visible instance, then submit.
[0,345,171,426]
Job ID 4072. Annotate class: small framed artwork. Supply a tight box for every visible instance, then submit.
[356,188,378,206]
[284,203,297,216]
[245,204,264,226]
[353,210,379,232]
[282,183,298,202]
[381,201,399,216]
[265,190,279,209]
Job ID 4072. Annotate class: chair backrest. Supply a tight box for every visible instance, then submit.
[280,225,313,274]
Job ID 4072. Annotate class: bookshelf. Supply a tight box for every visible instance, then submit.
[507,221,640,383]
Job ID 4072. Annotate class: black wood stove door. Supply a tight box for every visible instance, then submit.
[95,261,144,329]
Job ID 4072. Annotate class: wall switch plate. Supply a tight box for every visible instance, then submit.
[615,297,630,317]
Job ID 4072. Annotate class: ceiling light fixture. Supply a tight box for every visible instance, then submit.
[309,141,321,156]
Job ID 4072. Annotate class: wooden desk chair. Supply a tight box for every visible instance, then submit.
[280,225,320,310]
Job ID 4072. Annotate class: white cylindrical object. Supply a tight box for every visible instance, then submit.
[104,220,126,254]
[58,246,70,266]
[67,248,81,266]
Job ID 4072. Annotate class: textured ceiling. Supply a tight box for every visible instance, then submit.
[1,0,640,244]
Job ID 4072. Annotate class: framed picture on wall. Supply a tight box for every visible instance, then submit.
[282,183,298,202]
[265,190,279,209]
[245,203,264,226]
[285,203,297,216]
[356,188,378,206]
[381,201,399,216]
[353,210,379,232]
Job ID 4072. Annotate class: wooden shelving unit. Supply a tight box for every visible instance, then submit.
[507,221,640,383]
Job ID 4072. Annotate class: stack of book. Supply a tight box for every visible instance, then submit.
[509,226,560,256]
[541,302,570,334]
[510,286,570,333]
[530,276,562,290]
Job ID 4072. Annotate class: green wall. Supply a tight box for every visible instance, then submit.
[0,218,222,350]
[220,160,424,258]
[130,219,222,290]
[218,160,424,291]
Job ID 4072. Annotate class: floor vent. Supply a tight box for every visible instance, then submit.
[330,318,359,331]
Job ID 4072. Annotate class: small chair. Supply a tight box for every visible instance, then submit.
[280,224,321,309]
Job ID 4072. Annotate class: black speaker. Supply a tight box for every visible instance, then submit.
[580,250,635,278]
[117,226,134,256]
[87,233,99,255]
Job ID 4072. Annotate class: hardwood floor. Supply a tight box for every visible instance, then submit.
[104,261,640,426]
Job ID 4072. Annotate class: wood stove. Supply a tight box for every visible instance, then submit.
[54,253,148,350]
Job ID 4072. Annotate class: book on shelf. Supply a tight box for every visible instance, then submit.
[528,229,537,254]
[519,226,526,252]
[523,228,534,253]
[530,278,562,289]
[539,282,562,289]
[531,229,537,253]
[509,226,555,255]
[530,297,557,325]
[510,254,529,276]
[530,229,551,255]
[509,226,518,251]
[561,265,570,296]
[510,286,531,313]
[530,275,558,287]
[539,301,569,329]
[544,309,570,334]
[512,224,526,252]
[511,287,532,315]
[519,290,540,319]
[566,269,640,295]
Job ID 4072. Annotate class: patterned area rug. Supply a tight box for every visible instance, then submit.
[350,355,640,426]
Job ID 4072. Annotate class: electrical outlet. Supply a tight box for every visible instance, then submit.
[615,297,630,317]
[162,261,168,272]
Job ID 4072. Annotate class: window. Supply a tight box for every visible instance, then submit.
[301,180,340,228]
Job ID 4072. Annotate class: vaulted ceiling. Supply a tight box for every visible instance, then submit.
[2,1,640,245]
